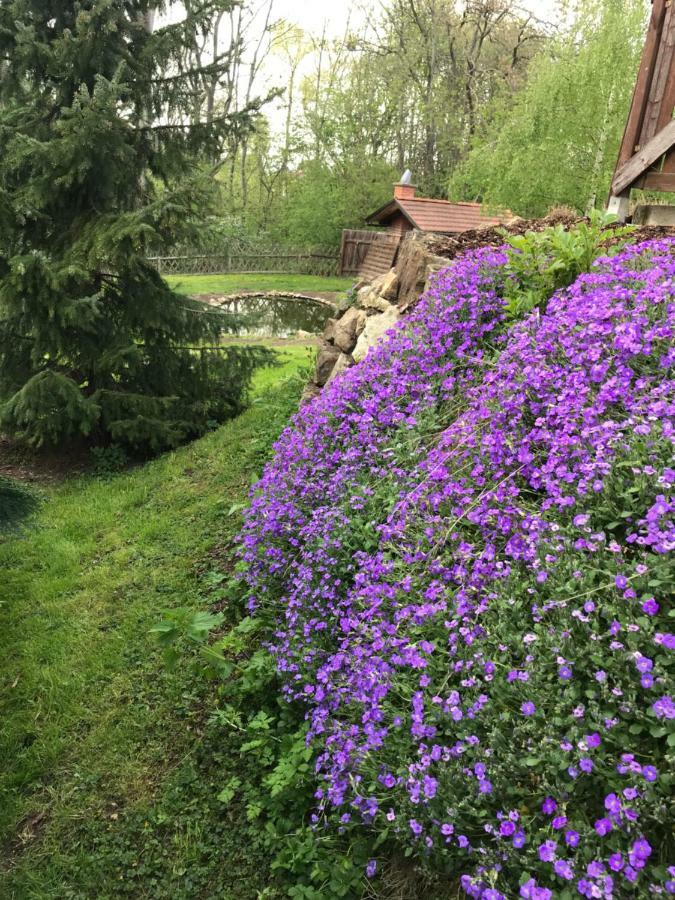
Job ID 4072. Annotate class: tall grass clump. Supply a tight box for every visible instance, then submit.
[238,237,674,898]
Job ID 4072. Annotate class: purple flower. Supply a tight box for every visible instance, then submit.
[653,695,675,719]
[520,878,552,899]
[604,793,621,815]
[541,797,557,815]
[237,237,675,891]
[608,853,624,872]
[594,818,613,836]
[624,865,638,883]
[538,839,557,862]
[365,859,377,878]
[500,820,516,837]
[632,838,652,860]
[553,859,574,880]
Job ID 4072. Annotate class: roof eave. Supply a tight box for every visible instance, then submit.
[366,199,420,228]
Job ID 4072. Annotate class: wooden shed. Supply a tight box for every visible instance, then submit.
[609,0,675,220]
[365,180,511,235]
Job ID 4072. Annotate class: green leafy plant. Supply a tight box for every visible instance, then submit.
[90,444,129,477]
[150,607,226,671]
[500,211,634,318]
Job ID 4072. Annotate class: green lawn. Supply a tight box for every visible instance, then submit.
[0,348,311,899]
[165,272,354,296]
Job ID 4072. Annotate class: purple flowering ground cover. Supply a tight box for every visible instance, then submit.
[240,238,675,898]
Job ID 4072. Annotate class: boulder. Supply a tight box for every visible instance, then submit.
[340,305,367,338]
[352,306,400,363]
[324,312,363,354]
[314,344,341,386]
[325,352,355,386]
[359,289,393,312]
[396,234,449,312]
[379,268,399,301]
[370,273,386,294]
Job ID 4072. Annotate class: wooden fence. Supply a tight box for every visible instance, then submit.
[148,247,340,278]
[339,229,388,276]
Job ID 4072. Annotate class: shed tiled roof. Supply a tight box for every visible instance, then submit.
[366,198,511,234]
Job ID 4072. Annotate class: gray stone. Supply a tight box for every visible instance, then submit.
[314,344,341,386]
[340,305,367,338]
[352,306,400,362]
[324,317,357,353]
[632,204,675,227]
[360,289,393,312]
[325,352,355,386]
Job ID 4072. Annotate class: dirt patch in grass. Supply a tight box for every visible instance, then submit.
[0,436,91,485]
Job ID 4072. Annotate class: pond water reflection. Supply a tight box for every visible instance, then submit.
[221,294,333,338]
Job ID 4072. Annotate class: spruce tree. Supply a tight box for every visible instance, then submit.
[0,1,271,453]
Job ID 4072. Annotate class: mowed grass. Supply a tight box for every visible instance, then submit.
[0,347,311,899]
[165,272,354,296]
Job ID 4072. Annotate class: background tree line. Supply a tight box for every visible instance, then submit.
[0,0,650,469]
[184,0,649,250]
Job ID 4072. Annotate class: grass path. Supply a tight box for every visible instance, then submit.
[165,272,354,296]
[0,349,310,899]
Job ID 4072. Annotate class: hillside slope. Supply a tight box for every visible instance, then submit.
[241,238,675,898]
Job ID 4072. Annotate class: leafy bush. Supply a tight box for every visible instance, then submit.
[239,237,675,898]
[90,444,129,477]
[499,211,633,318]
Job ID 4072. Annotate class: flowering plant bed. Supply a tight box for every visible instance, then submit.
[240,237,674,898]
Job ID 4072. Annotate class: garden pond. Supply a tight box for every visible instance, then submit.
[220,294,334,338]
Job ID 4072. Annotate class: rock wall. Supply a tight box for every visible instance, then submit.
[302,214,675,402]
[302,231,451,402]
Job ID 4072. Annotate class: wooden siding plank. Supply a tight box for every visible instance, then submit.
[613,0,667,175]
[612,118,675,194]
[641,3,675,143]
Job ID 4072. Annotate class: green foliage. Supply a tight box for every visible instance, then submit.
[269,158,399,248]
[500,211,635,317]
[90,443,129,477]
[450,0,648,215]
[0,360,309,897]
[0,0,272,453]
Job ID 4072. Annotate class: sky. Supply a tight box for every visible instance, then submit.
[268,0,561,36]
[160,0,564,139]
